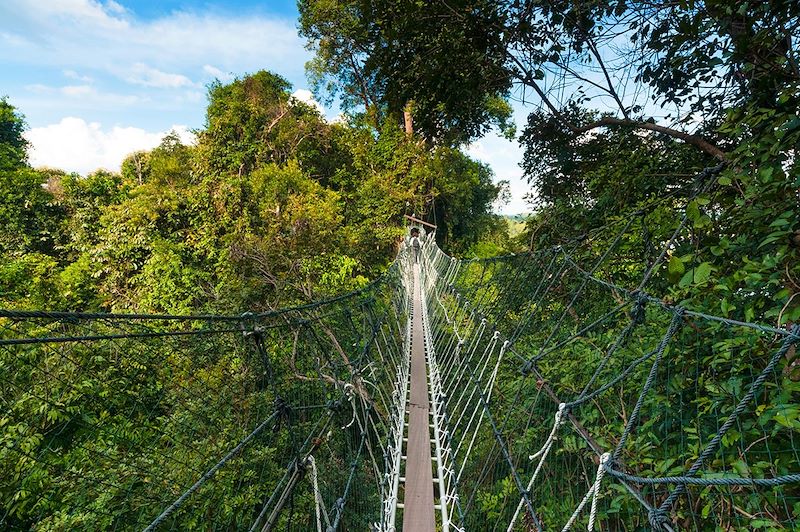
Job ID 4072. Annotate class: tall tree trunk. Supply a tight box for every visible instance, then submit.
[403,101,414,136]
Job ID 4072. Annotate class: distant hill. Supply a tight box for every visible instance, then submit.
[502,214,528,238]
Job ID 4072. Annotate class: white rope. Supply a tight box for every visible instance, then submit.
[307,455,331,532]
[587,452,610,531]
[560,485,594,532]
[506,403,567,532]
[443,320,486,401]
[451,332,499,434]
[456,339,508,481]
[341,383,357,429]
[558,452,611,531]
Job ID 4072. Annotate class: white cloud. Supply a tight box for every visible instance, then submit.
[63,69,92,82]
[25,117,194,175]
[291,89,325,115]
[124,62,195,89]
[23,83,144,107]
[104,0,127,16]
[467,134,530,215]
[61,84,94,97]
[0,30,31,47]
[180,91,204,104]
[203,64,234,82]
[24,83,52,93]
[11,0,131,33]
[0,0,336,196]
[330,112,348,124]
[0,1,310,81]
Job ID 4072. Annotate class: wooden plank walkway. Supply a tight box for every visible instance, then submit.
[402,264,436,532]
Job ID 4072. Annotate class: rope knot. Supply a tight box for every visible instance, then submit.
[555,402,568,424]
[240,312,263,338]
[520,360,534,376]
[648,508,671,530]
[340,384,358,429]
[326,396,345,412]
[630,292,648,325]
[274,396,293,423]
[293,455,309,473]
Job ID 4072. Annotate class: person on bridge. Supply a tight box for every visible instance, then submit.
[410,227,422,264]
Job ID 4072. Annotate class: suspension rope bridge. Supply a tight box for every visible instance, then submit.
[2,165,800,530]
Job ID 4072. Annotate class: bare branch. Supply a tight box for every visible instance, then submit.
[586,36,630,118]
[573,117,727,161]
[506,52,726,160]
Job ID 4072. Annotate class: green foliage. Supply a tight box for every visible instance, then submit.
[0,71,507,310]
[0,168,64,256]
[196,71,326,177]
[299,0,514,143]
[0,97,29,171]
[0,19,796,523]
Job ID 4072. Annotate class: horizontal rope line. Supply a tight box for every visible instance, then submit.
[604,465,800,486]
[0,327,243,345]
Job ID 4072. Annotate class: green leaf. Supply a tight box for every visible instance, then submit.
[686,200,701,221]
[758,231,786,249]
[780,117,800,132]
[731,459,750,478]
[668,255,684,275]
[694,262,713,284]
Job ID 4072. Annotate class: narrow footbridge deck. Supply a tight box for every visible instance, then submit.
[401,264,437,531]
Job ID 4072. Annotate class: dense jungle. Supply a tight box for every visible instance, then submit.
[1,0,799,530]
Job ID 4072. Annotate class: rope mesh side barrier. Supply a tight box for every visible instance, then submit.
[414,164,800,531]
[3,162,800,530]
[0,257,412,531]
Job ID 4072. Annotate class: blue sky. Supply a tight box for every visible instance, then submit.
[0,0,530,213]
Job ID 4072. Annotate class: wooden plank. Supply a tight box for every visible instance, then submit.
[404,214,437,230]
[402,265,436,532]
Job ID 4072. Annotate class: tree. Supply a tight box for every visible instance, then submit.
[299,0,383,122]
[0,101,64,256]
[0,97,28,171]
[298,0,515,144]
[425,147,506,254]
[300,1,800,160]
[196,71,329,177]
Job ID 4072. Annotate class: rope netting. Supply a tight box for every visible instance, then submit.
[0,255,415,530]
[3,165,800,531]
[417,165,800,530]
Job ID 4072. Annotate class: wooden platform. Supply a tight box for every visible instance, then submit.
[402,265,436,532]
